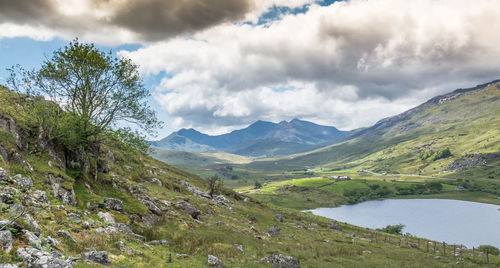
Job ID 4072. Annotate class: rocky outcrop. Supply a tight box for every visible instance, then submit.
[181,181,211,199]
[138,198,162,216]
[444,153,498,172]
[267,226,281,237]
[271,253,300,268]
[98,212,116,225]
[103,198,123,212]
[82,251,110,266]
[12,174,32,192]
[46,174,76,206]
[175,201,201,219]
[16,247,73,268]
[208,254,222,267]
[0,231,13,253]
[275,214,283,223]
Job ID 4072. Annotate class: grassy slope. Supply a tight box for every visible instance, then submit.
[3,87,496,266]
[233,83,500,182]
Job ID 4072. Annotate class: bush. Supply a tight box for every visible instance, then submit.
[478,245,500,255]
[377,224,405,235]
[432,148,451,161]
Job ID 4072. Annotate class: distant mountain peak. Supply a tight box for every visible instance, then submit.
[151,119,346,156]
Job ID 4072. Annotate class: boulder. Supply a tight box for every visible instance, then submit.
[46,175,76,206]
[12,174,32,192]
[213,195,231,208]
[148,239,169,245]
[32,190,47,203]
[208,254,222,267]
[0,263,18,268]
[57,230,77,243]
[98,212,116,225]
[0,220,22,234]
[267,226,281,237]
[271,253,300,268]
[25,214,41,234]
[275,213,283,222]
[150,178,162,186]
[0,146,8,162]
[103,198,123,212]
[328,221,342,231]
[24,230,41,248]
[139,198,162,216]
[0,230,13,253]
[105,150,115,163]
[97,159,110,173]
[181,181,211,199]
[16,247,72,268]
[82,251,110,266]
[0,168,8,180]
[175,201,201,219]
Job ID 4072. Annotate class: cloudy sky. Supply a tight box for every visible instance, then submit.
[1,0,500,137]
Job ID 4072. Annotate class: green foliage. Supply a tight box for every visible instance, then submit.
[478,245,500,255]
[419,150,434,160]
[377,224,405,235]
[207,174,223,197]
[254,181,262,189]
[431,148,451,161]
[108,127,150,152]
[7,39,161,154]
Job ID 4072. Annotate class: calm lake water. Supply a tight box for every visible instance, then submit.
[308,199,500,248]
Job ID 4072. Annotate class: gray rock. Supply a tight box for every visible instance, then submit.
[116,241,126,251]
[57,230,77,243]
[0,220,22,233]
[267,226,281,237]
[17,247,72,268]
[32,190,47,203]
[175,201,201,219]
[0,230,13,253]
[25,214,41,234]
[148,239,169,245]
[175,253,189,258]
[105,150,115,163]
[208,254,222,267]
[0,193,13,204]
[213,195,231,208]
[98,211,116,225]
[82,219,95,229]
[150,178,162,186]
[0,146,8,162]
[0,167,8,180]
[0,263,18,268]
[44,236,60,248]
[271,253,300,268]
[181,181,211,199]
[328,221,342,231]
[46,175,76,206]
[82,251,110,266]
[103,198,123,212]
[141,214,160,227]
[275,213,283,222]
[233,244,244,253]
[24,230,41,248]
[12,174,32,192]
[139,198,162,216]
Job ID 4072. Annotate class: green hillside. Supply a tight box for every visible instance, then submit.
[240,81,500,179]
[4,86,495,267]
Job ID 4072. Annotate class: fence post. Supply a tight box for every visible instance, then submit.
[472,247,475,259]
[418,239,420,249]
[460,245,463,258]
[427,241,429,252]
[486,249,489,264]
[443,242,446,256]
[433,241,436,253]
[453,245,456,256]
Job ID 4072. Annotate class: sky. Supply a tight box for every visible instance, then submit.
[1,0,500,138]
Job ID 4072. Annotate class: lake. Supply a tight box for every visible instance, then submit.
[308,199,500,248]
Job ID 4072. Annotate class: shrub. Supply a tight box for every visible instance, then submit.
[478,245,500,255]
[431,148,451,161]
[377,224,405,235]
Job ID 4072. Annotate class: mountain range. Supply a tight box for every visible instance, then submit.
[150,118,346,157]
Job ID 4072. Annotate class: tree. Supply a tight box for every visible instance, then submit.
[8,39,161,153]
[377,224,405,235]
[207,174,223,197]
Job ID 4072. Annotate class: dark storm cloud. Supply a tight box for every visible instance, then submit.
[0,0,254,41]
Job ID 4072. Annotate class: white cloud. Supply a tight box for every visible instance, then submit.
[120,0,500,133]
